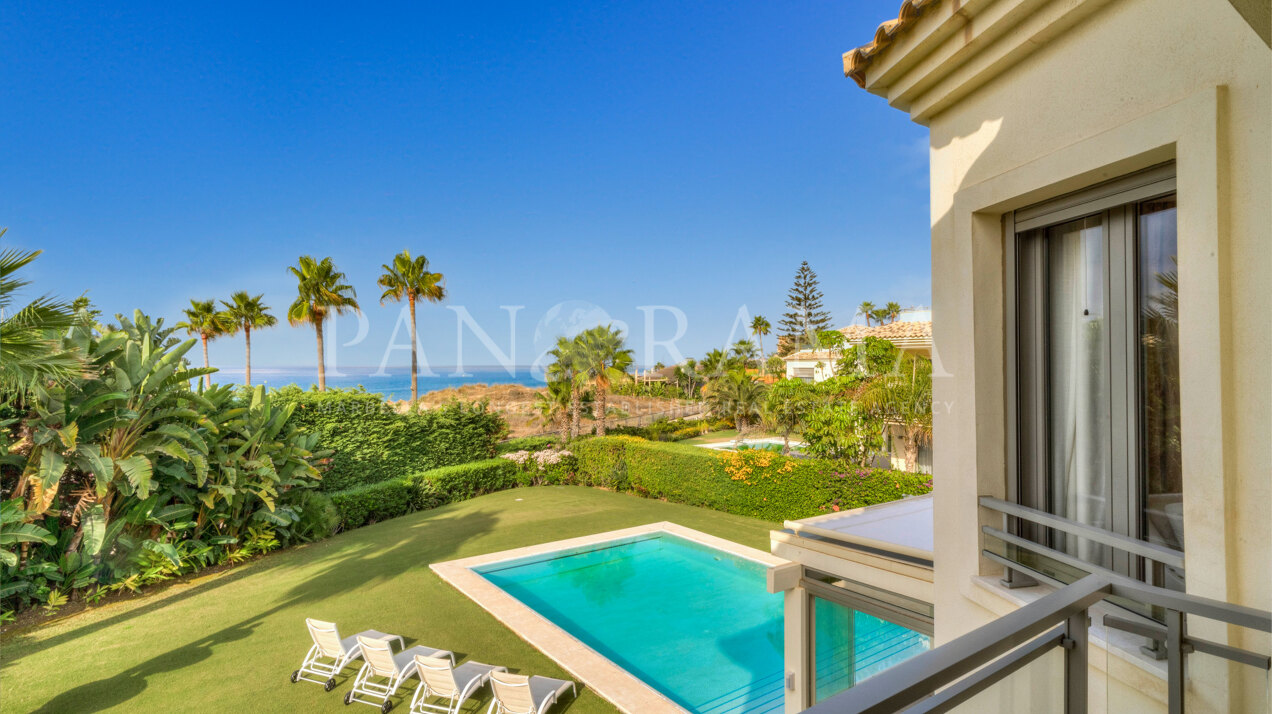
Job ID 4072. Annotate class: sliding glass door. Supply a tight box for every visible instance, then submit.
[1009,165,1181,589]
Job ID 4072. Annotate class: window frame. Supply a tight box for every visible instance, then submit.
[1004,163,1178,580]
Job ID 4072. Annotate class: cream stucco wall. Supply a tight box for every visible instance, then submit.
[859,0,1270,710]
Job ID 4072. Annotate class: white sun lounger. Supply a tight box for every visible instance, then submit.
[344,635,455,712]
[292,618,405,691]
[486,671,576,714]
[410,655,507,714]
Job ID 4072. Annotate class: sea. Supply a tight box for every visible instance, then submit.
[210,366,546,401]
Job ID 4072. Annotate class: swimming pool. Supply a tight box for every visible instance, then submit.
[472,531,929,714]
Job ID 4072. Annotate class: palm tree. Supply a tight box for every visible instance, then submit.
[699,348,728,378]
[859,353,933,472]
[0,234,81,393]
[547,336,586,440]
[287,255,360,392]
[705,372,768,435]
[534,380,573,441]
[857,301,877,327]
[750,315,771,374]
[577,325,633,436]
[731,339,759,369]
[883,301,903,324]
[220,291,277,387]
[377,250,445,402]
[176,299,231,388]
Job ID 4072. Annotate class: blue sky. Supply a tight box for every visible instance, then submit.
[1,1,930,370]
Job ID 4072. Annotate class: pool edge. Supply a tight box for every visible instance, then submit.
[430,521,789,714]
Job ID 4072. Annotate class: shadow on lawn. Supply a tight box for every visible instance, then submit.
[24,507,503,713]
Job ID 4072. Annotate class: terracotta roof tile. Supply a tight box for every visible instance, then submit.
[839,320,932,342]
[843,0,940,87]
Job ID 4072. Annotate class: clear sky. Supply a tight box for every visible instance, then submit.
[2,1,930,370]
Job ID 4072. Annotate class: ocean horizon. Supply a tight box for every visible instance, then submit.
[210,365,546,400]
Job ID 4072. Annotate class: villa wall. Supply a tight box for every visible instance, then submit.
[859,0,1270,710]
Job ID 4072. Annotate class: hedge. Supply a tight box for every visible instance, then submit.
[496,436,559,454]
[330,458,519,530]
[330,436,933,530]
[574,436,931,522]
[272,387,507,491]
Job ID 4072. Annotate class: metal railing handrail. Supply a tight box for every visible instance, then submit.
[979,496,1185,569]
[806,569,1271,713]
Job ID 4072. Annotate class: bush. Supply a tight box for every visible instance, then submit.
[411,459,520,501]
[329,479,429,530]
[500,448,578,485]
[573,436,932,521]
[273,387,508,491]
[497,436,559,454]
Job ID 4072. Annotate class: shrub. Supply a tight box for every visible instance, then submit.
[571,436,645,490]
[500,448,578,485]
[273,387,508,491]
[329,479,423,530]
[497,436,559,454]
[411,459,520,501]
[573,436,931,521]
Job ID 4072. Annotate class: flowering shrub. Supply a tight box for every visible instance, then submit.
[500,448,577,485]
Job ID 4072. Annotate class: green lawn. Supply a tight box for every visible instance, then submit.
[0,487,778,714]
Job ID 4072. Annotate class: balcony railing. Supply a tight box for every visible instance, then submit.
[804,497,1270,714]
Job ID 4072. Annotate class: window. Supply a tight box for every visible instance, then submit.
[1007,164,1182,590]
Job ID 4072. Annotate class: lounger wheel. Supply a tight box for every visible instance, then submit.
[380,702,393,714]
[324,678,337,691]
[343,692,354,705]
[290,670,300,683]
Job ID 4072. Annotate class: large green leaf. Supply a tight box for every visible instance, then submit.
[80,505,107,557]
[115,455,154,498]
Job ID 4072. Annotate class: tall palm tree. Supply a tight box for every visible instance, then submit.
[547,336,585,440]
[287,255,360,392]
[750,315,771,374]
[0,234,81,393]
[220,291,277,387]
[883,301,903,324]
[857,301,877,327]
[534,380,573,441]
[577,325,633,436]
[176,299,231,388]
[377,250,445,401]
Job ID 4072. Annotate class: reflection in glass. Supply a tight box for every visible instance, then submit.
[1137,196,1183,587]
[812,596,930,703]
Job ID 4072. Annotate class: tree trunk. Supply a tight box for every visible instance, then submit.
[244,326,253,386]
[904,430,920,473]
[201,334,211,389]
[782,429,791,456]
[596,386,607,436]
[408,296,418,402]
[567,386,578,440]
[315,319,326,391]
[758,335,766,375]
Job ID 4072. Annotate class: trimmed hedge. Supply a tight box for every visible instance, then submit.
[272,387,507,491]
[496,436,559,454]
[574,436,932,522]
[410,459,521,501]
[329,435,932,530]
[330,458,519,530]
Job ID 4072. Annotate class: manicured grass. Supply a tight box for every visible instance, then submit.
[0,487,779,714]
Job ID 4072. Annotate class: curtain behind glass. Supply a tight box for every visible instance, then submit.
[1047,216,1112,567]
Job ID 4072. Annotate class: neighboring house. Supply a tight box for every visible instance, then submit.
[781,348,841,383]
[770,1,1270,712]
[782,318,934,382]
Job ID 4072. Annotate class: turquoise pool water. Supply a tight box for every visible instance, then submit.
[475,533,929,714]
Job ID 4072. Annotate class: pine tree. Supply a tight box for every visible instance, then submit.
[778,261,833,351]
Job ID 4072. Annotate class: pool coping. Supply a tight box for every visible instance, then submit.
[430,521,789,714]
